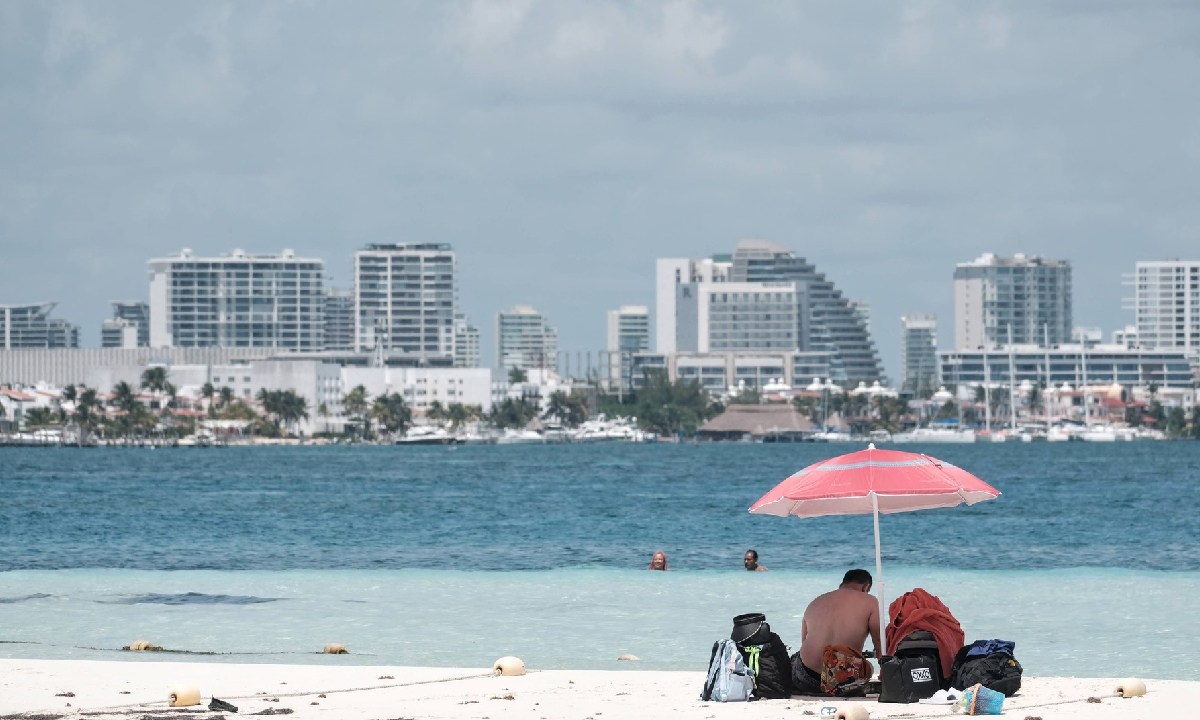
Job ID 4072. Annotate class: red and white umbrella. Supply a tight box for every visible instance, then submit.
[749,443,1000,631]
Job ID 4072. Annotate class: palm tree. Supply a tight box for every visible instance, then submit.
[201,382,216,417]
[140,366,169,411]
[218,386,235,410]
[343,385,369,438]
[25,406,55,428]
[73,386,103,446]
[370,393,412,436]
[508,367,528,384]
[426,400,447,426]
[447,403,482,433]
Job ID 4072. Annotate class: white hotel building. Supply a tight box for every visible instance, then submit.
[353,243,456,360]
[148,249,325,351]
[1131,260,1200,357]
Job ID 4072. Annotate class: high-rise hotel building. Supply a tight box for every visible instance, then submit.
[148,249,325,351]
[953,253,1072,349]
[900,314,938,396]
[1132,260,1200,356]
[354,244,456,360]
[497,305,557,372]
[1,303,79,349]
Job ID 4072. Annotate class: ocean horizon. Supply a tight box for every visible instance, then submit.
[1,443,1196,679]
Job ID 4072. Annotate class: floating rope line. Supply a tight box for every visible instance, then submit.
[20,670,502,717]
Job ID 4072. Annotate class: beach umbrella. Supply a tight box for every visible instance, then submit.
[748,443,1000,643]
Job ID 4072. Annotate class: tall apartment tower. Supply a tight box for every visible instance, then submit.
[953,253,1072,349]
[454,314,481,368]
[1132,260,1200,356]
[0,303,80,349]
[148,248,325,351]
[497,305,557,373]
[606,305,650,386]
[323,289,355,352]
[101,301,150,348]
[900,314,938,396]
[354,244,456,359]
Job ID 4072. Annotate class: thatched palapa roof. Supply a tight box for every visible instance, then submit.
[698,404,816,439]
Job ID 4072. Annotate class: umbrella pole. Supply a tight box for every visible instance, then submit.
[872,492,886,656]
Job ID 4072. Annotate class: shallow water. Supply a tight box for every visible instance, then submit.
[0,443,1196,678]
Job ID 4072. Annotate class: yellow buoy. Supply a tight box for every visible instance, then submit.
[323,643,348,654]
[493,656,526,676]
[1115,678,1147,698]
[168,686,201,707]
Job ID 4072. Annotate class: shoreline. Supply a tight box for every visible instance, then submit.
[0,658,1189,720]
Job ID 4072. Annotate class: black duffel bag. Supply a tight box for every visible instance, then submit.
[950,644,1023,697]
[731,613,792,699]
[879,630,943,703]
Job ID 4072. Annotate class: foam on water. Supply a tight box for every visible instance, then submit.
[0,567,1194,679]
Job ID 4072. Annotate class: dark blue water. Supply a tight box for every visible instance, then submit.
[1,443,1196,572]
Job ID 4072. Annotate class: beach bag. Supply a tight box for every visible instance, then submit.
[819,645,872,697]
[879,631,943,703]
[731,613,792,699]
[701,638,755,702]
[951,642,1023,697]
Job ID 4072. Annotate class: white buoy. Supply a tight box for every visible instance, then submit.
[834,705,870,720]
[1115,678,1147,698]
[168,686,201,707]
[617,654,639,661]
[493,656,526,676]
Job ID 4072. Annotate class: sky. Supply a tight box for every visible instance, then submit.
[2,1,1199,381]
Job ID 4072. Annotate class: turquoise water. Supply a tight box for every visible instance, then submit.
[1,443,1197,678]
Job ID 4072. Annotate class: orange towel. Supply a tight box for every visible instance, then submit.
[886,588,964,680]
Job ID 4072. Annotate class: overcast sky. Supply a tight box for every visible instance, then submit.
[2,1,1198,379]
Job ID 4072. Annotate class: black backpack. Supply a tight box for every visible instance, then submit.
[879,630,943,703]
[731,613,792,699]
[950,645,1023,697]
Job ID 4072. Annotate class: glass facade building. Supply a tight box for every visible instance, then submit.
[1132,260,1200,356]
[953,253,1072,349]
[497,305,557,372]
[148,249,325,351]
[0,303,79,349]
[354,244,456,359]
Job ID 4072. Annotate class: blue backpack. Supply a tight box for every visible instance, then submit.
[701,638,755,702]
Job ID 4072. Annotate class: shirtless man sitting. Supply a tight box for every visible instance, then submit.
[792,569,881,695]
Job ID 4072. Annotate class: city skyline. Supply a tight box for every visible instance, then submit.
[3,3,1199,379]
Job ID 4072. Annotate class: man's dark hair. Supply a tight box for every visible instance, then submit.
[841,568,873,587]
[746,549,758,560]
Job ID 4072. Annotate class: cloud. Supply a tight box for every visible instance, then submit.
[2,0,1199,379]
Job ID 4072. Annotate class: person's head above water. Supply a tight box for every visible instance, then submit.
[840,568,872,592]
[648,550,668,570]
[743,549,760,571]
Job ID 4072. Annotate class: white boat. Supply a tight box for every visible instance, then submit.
[891,427,976,444]
[1046,425,1075,442]
[395,426,459,445]
[812,430,854,442]
[495,428,546,445]
[977,430,1008,443]
[1079,426,1118,442]
[570,417,653,443]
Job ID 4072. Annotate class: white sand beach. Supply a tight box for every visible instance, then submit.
[0,659,1190,720]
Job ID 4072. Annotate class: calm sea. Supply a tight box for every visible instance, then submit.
[1,443,1197,679]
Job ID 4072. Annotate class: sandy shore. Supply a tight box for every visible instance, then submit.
[0,659,1188,720]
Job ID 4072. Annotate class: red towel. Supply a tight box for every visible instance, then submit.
[886,588,964,681]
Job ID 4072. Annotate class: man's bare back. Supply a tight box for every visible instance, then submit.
[799,582,881,672]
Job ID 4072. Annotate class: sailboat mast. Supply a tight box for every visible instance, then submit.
[1008,324,1017,431]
